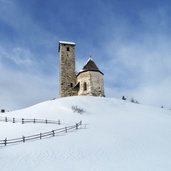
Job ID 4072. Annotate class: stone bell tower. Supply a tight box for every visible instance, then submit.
[58,41,77,97]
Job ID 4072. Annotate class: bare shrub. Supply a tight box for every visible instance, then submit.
[131,98,139,104]
[72,106,85,114]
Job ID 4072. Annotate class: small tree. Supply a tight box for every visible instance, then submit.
[122,96,126,100]
[131,98,140,104]
[131,98,135,103]
[135,100,139,104]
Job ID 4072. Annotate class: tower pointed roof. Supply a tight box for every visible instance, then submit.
[78,58,103,75]
[83,58,99,71]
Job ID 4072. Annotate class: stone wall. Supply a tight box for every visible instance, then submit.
[59,43,77,97]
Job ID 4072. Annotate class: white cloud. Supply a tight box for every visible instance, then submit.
[0,46,33,65]
[0,0,57,48]
[0,64,57,111]
[122,79,171,108]
[0,46,57,111]
[104,36,171,106]
[11,48,33,65]
[99,7,171,108]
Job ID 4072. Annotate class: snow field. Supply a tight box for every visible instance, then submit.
[0,96,171,171]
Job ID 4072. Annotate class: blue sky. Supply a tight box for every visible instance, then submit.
[0,0,171,110]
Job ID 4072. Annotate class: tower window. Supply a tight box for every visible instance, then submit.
[83,82,87,91]
[67,47,70,51]
[70,83,73,87]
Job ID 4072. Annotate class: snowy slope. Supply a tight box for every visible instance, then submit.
[0,96,171,171]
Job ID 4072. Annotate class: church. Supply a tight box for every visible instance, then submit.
[58,41,105,97]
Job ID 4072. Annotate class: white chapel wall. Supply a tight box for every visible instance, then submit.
[77,71,104,96]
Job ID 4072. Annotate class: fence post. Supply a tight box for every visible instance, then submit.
[5,117,7,122]
[22,118,24,124]
[13,118,15,123]
[58,120,60,125]
[34,118,36,123]
[40,133,42,139]
[23,136,25,143]
[65,127,67,133]
[52,130,55,136]
[45,119,47,124]
[76,123,78,129]
[80,121,82,125]
[4,138,7,146]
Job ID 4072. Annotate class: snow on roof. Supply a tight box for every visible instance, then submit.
[59,41,76,45]
[85,56,93,64]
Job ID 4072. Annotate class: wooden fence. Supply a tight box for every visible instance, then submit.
[0,116,61,125]
[0,121,82,146]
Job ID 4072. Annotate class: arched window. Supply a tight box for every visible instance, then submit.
[83,82,87,91]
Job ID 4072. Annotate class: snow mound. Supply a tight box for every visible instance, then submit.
[0,96,171,171]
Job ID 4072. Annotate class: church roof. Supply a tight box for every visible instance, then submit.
[78,58,104,75]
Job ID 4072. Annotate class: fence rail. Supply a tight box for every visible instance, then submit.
[0,116,61,125]
[0,121,82,146]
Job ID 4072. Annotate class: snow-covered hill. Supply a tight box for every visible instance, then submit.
[0,96,171,171]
